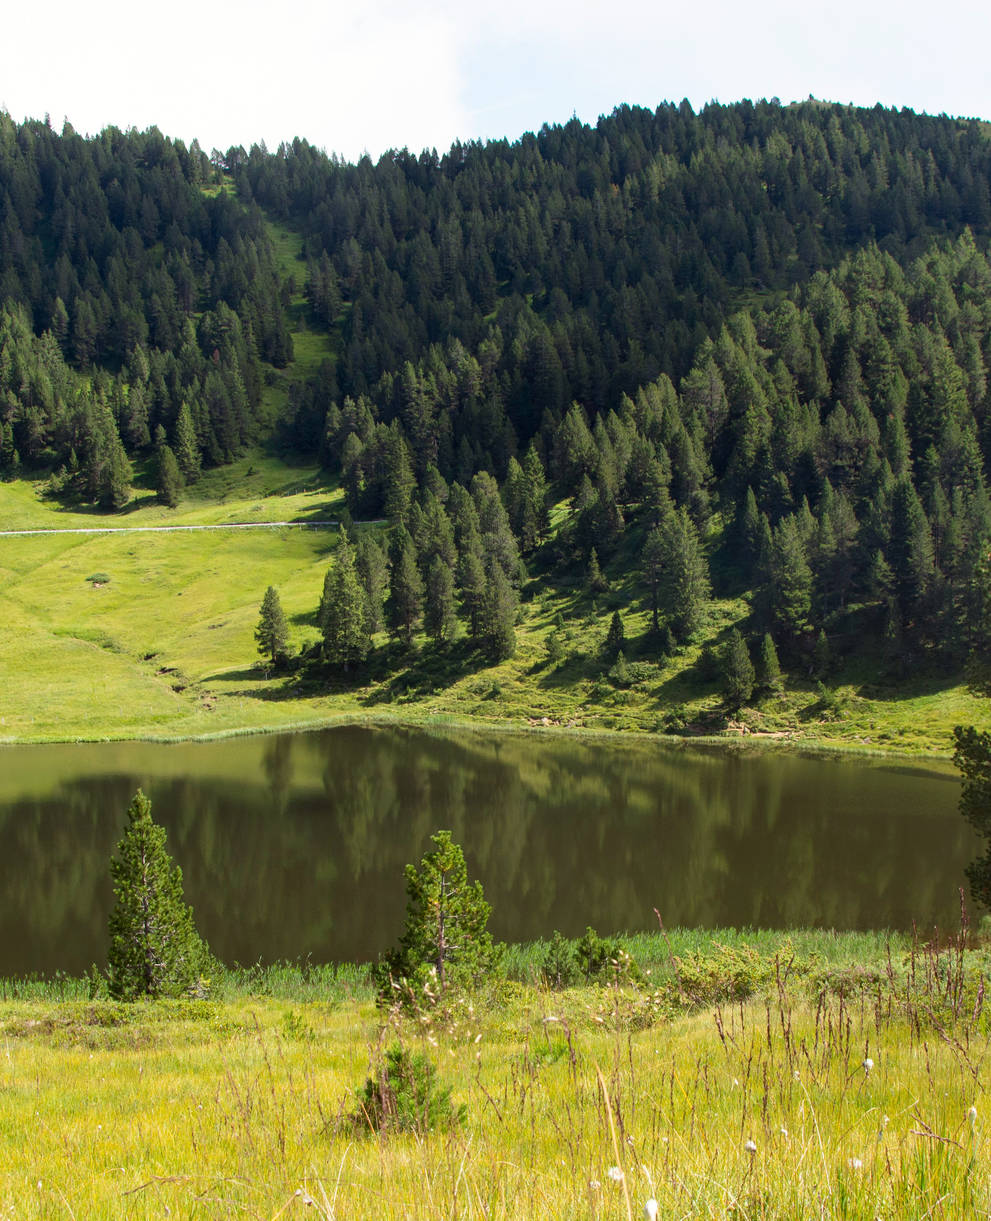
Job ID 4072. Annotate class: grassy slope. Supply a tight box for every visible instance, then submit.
[2,931,988,1218]
[2,458,989,750]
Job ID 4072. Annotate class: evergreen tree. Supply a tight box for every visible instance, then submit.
[478,558,518,660]
[356,534,389,636]
[456,542,487,639]
[107,790,211,1000]
[953,726,991,907]
[656,506,711,642]
[762,515,813,644]
[388,526,424,646]
[320,536,372,670]
[156,443,183,508]
[101,434,133,511]
[373,830,500,1003]
[888,476,937,624]
[756,632,783,693]
[722,629,756,710]
[174,401,201,482]
[604,610,626,659]
[642,526,666,634]
[424,556,458,644]
[812,628,831,679]
[255,585,290,667]
[586,547,608,594]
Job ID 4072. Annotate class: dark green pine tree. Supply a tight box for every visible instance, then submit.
[356,534,389,636]
[478,558,518,660]
[174,401,202,483]
[156,442,183,508]
[101,433,133,511]
[604,610,626,659]
[722,628,756,711]
[107,789,211,1000]
[255,585,290,667]
[373,830,500,1003]
[953,727,991,907]
[642,526,666,633]
[763,515,813,645]
[888,476,937,626]
[586,547,608,594]
[756,632,783,693]
[320,536,372,670]
[656,506,711,642]
[457,543,486,639]
[388,526,424,646]
[424,556,458,644]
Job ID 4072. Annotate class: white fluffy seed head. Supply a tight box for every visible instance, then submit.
[862,1057,874,1072]
[744,1138,757,1154]
[644,1200,659,1221]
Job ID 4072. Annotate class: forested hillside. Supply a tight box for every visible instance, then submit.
[3,99,991,710]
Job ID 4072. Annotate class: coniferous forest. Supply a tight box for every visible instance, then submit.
[4,99,991,698]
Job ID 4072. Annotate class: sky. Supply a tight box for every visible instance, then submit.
[2,0,990,162]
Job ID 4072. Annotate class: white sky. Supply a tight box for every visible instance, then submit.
[2,0,989,162]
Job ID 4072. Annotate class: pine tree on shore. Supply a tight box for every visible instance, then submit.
[107,790,210,1000]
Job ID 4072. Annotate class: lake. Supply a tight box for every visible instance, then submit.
[0,725,978,976]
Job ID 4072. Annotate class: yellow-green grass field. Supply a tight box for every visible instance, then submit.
[1,937,989,1220]
[1,458,989,752]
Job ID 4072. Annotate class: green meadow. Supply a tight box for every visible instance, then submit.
[1,457,989,751]
[2,929,989,1219]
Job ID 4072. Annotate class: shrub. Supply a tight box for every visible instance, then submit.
[352,1044,465,1135]
[540,927,644,989]
[540,931,579,988]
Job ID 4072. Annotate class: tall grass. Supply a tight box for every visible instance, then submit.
[1,930,988,1216]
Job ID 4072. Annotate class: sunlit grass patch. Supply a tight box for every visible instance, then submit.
[1,933,989,1217]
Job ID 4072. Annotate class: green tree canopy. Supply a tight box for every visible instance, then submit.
[374,831,501,1004]
[107,790,211,1000]
[255,585,290,667]
[320,536,372,670]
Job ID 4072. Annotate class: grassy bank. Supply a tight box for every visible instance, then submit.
[2,463,988,755]
[2,928,988,1217]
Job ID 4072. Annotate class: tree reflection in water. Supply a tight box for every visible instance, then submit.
[0,727,975,975]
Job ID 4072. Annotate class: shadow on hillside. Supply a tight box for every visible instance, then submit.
[359,639,492,706]
[200,667,269,684]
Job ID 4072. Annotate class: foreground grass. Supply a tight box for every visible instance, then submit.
[1,930,989,1218]
[2,464,989,754]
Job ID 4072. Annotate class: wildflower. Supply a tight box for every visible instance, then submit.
[744,1138,757,1154]
[589,1180,601,1191]
[968,1105,978,1124]
[644,1200,659,1220]
[608,1166,625,1183]
[862,1057,874,1073]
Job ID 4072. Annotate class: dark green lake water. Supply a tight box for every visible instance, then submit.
[0,725,978,976]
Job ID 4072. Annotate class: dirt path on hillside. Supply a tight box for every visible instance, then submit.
[0,521,342,536]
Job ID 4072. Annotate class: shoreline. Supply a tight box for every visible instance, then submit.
[0,706,962,769]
